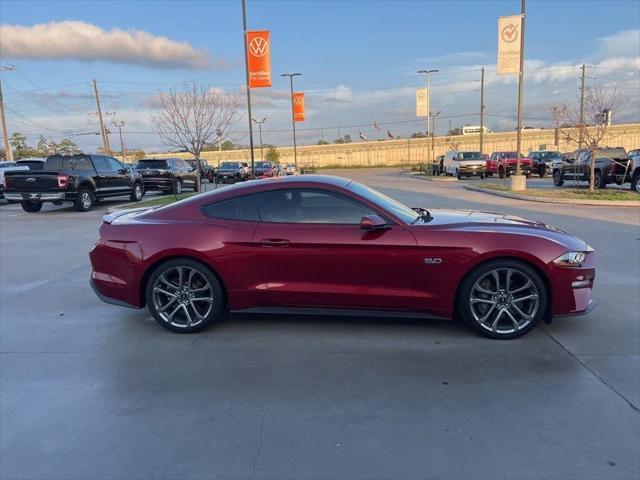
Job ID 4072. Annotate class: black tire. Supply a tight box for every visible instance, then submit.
[456,169,461,180]
[486,172,493,177]
[594,170,606,189]
[21,200,42,213]
[52,201,64,206]
[631,173,640,194]
[130,182,144,202]
[458,259,548,340]
[74,187,94,212]
[146,258,225,333]
[553,170,564,186]
[480,173,485,180]
[498,167,506,179]
[538,165,546,178]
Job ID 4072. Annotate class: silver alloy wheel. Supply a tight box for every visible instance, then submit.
[152,266,214,328]
[135,184,142,199]
[469,268,540,335]
[175,180,182,194]
[635,179,640,193]
[81,191,92,209]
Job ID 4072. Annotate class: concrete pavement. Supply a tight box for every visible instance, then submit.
[1,169,638,480]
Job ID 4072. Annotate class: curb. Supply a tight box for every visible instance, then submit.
[463,184,640,207]
[408,174,458,182]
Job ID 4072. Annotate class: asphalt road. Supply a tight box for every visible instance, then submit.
[1,170,639,480]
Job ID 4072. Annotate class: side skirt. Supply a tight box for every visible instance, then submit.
[231,306,449,321]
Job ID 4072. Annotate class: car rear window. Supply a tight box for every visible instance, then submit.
[45,156,94,172]
[136,160,168,169]
[17,161,45,170]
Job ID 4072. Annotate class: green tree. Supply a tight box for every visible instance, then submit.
[334,134,352,144]
[264,145,280,162]
[9,132,28,152]
[316,139,330,145]
[56,138,81,155]
[132,150,146,161]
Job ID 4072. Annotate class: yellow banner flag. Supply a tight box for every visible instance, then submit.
[416,88,429,117]
[497,15,522,75]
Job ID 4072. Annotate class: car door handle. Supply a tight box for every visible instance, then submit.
[260,238,290,247]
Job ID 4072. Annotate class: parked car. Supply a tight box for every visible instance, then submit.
[3,154,144,212]
[487,152,533,178]
[284,163,297,175]
[215,161,249,184]
[90,175,596,340]
[186,158,213,181]
[0,162,30,198]
[135,158,198,194]
[443,150,485,179]
[527,150,561,178]
[627,149,640,193]
[552,147,631,189]
[255,161,278,178]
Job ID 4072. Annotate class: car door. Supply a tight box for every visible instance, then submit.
[179,160,197,187]
[90,156,115,195]
[250,187,420,311]
[106,157,132,195]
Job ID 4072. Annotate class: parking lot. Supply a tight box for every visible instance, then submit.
[1,168,639,480]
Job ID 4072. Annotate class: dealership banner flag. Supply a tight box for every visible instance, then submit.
[497,15,522,75]
[247,31,271,88]
[416,88,429,117]
[293,92,305,121]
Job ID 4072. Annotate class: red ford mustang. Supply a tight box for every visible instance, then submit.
[90,175,596,339]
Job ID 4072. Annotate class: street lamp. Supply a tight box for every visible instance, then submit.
[430,111,441,169]
[417,69,439,138]
[281,73,302,167]
[252,117,267,160]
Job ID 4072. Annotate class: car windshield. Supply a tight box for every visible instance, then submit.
[347,180,419,225]
[255,162,270,168]
[135,160,168,169]
[540,151,561,159]
[220,162,240,168]
[461,152,481,160]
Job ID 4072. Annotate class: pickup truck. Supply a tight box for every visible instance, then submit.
[487,152,533,178]
[527,150,561,178]
[3,154,145,213]
[0,162,30,198]
[552,147,631,189]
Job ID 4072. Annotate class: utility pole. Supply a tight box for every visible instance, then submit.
[578,64,586,149]
[241,0,256,177]
[282,72,302,167]
[431,111,441,168]
[514,0,526,176]
[252,117,267,160]
[479,67,485,154]
[0,65,15,161]
[92,79,108,153]
[417,69,439,166]
[112,121,125,161]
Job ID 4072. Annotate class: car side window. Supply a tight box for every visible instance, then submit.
[92,156,111,174]
[107,158,124,172]
[254,188,376,224]
[72,157,93,172]
[202,195,260,222]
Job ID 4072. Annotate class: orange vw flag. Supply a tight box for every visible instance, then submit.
[293,92,305,122]
[247,31,271,88]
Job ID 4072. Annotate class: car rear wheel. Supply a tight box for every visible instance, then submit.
[130,182,144,202]
[74,188,94,212]
[594,171,606,189]
[538,165,546,178]
[553,170,564,186]
[498,167,506,179]
[21,200,43,213]
[631,173,640,193]
[458,260,547,339]
[174,179,183,195]
[146,259,224,333]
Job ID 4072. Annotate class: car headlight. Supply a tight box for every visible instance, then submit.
[553,251,587,267]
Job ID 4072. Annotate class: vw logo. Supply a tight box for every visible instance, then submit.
[249,37,269,57]
[294,96,304,106]
[26,177,36,183]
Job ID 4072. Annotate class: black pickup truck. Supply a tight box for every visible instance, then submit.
[3,154,145,213]
[552,147,631,189]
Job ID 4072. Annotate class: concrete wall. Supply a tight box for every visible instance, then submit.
[144,123,640,168]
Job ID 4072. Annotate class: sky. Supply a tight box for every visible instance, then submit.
[0,0,639,152]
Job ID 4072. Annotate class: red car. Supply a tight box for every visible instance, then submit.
[90,175,596,339]
[487,151,533,178]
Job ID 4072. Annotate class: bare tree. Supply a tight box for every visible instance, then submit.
[552,84,621,192]
[152,83,238,191]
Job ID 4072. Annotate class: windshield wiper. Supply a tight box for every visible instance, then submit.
[411,207,432,224]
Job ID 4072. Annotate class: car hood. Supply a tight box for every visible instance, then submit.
[414,209,587,250]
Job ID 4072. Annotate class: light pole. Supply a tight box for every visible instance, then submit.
[112,121,126,162]
[418,69,438,168]
[431,110,441,168]
[252,117,267,160]
[241,0,256,177]
[281,73,302,167]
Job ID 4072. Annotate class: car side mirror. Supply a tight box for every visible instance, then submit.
[360,214,388,230]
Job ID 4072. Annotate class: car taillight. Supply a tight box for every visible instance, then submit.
[57,175,69,188]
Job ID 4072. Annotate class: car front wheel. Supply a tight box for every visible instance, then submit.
[146,259,224,333]
[458,259,547,339]
[130,182,144,202]
[631,173,640,193]
[553,170,564,186]
[594,171,606,189]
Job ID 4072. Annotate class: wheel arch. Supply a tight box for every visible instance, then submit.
[138,254,228,308]
[453,254,553,323]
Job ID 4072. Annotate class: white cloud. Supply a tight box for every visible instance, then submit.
[596,29,640,59]
[0,21,217,70]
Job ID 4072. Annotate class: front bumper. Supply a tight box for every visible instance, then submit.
[549,253,597,317]
[459,166,485,176]
[4,192,66,201]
